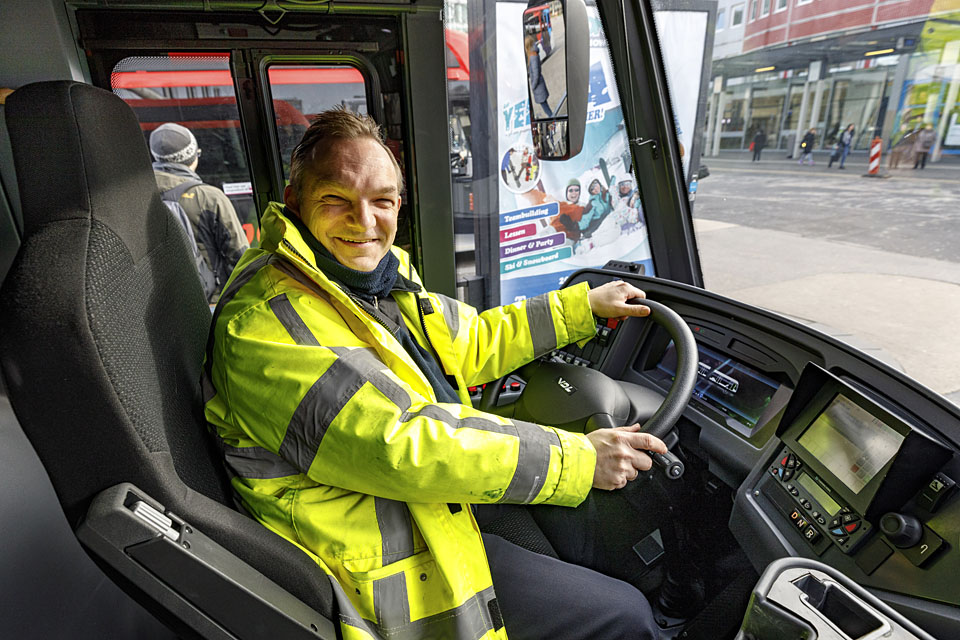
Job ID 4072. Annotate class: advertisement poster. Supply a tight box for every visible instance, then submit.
[653,10,707,181]
[496,4,654,304]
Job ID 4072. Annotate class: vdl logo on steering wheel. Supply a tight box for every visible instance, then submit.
[556,376,578,395]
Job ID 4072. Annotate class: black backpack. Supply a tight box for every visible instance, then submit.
[160,179,219,302]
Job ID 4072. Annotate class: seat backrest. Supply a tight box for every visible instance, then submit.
[0,81,332,618]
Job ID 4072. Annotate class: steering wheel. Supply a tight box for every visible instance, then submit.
[478,298,698,478]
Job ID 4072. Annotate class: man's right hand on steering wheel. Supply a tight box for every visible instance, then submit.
[586,280,651,319]
[586,425,668,490]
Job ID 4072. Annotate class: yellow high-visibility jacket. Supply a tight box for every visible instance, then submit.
[204,203,599,639]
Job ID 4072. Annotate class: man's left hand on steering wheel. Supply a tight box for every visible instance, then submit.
[587,280,651,320]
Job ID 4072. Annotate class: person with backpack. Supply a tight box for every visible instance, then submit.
[150,123,249,302]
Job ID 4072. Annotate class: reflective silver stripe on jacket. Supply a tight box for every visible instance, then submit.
[375,497,416,563]
[400,404,559,504]
[499,419,560,504]
[279,346,412,472]
[374,572,410,631]
[435,293,460,340]
[269,293,321,346]
[221,443,300,479]
[330,577,499,640]
[525,292,557,357]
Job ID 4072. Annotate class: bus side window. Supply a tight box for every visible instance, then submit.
[111,54,259,246]
[264,65,369,183]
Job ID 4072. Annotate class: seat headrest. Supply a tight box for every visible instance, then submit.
[6,81,165,261]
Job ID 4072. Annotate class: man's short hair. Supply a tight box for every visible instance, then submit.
[289,108,404,202]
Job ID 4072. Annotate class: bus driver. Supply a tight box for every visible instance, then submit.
[204,108,664,640]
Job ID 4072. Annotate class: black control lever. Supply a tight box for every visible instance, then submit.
[649,449,685,480]
[585,415,685,480]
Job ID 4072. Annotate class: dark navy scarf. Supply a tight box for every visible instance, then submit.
[285,207,460,404]
[285,206,399,303]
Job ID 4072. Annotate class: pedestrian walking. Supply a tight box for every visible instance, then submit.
[751,129,767,162]
[829,124,855,169]
[798,128,816,166]
[913,123,936,169]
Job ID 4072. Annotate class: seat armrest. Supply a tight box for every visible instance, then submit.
[77,483,338,640]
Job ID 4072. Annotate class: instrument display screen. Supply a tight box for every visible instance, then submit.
[797,393,905,495]
[651,341,780,436]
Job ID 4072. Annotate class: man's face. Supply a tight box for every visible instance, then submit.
[565,185,580,203]
[284,137,401,272]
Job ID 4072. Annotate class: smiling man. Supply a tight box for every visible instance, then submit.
[204,108,663,640]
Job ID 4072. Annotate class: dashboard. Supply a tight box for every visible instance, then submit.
[553,268,960,638]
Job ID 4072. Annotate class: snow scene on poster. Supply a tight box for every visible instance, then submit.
[496,3,654,304]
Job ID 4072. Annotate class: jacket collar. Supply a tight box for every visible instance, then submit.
[152,161,201,181]
[259,202,420,295]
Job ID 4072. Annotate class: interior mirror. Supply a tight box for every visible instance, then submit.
[523,0,588,160]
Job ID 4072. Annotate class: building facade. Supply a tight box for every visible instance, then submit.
[704,0,960,160]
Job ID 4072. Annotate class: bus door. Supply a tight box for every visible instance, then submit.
[78,9,402,251]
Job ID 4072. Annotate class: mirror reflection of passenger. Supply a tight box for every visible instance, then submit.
[538,6,552,56]
[205,108,663,640]
[525,35,553,118]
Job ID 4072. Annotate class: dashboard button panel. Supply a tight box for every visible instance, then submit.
[767,446,872,554]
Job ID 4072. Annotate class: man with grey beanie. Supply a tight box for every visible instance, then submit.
[151,122,249,301]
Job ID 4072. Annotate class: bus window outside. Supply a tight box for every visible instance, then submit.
[652,0,960,406]
[264,64,369,183]
[112,54,259,246]
[444,0,655,309]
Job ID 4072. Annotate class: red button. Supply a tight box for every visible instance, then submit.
[510,382,521,390]
[781,456,788,466]
[844,522,859,533]
[606,318,619,329]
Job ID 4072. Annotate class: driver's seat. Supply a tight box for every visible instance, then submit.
[0,81,336,638]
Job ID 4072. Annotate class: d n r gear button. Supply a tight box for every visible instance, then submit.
[803,526,821,543]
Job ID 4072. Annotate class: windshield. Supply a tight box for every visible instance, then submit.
[651,0,960,406]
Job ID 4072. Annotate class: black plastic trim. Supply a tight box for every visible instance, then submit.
[78,483,338,640]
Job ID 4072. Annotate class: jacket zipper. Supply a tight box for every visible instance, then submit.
[415,294,451,383]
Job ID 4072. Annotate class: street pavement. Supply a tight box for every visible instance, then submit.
[692,150,960,404]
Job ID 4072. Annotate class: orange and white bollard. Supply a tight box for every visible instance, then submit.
[868,137,882,174]
[864,137,887,178]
